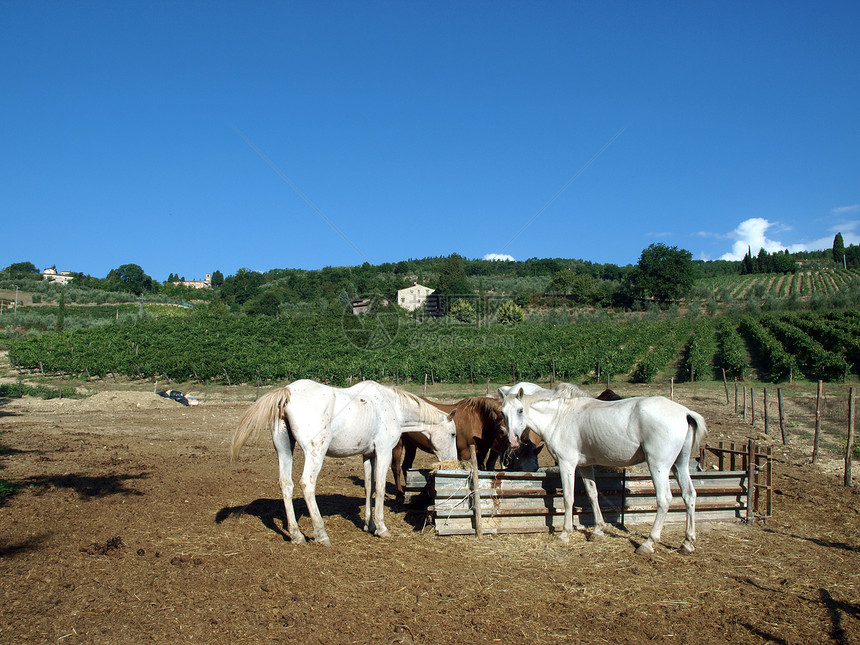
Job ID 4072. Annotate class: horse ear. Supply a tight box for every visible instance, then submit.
[516,387,524,400]
[447,409,457,420]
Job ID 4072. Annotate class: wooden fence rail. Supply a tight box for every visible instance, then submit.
[406,440,772,537]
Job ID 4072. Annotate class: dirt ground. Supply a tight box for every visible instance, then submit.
[1,380,859,644]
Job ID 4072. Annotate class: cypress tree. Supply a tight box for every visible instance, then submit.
[833,232,846,266]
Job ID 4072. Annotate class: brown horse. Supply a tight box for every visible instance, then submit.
[392,396,541,498]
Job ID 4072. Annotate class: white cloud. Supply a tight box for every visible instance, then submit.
[483,253,515,261]
[798,232,860,250]
[832,204,860,214]
[828,219,860,233]
[719,217,860,260]
[720,218,789,261]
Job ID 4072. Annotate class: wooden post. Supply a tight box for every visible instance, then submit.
[763,387,769,436]
[778,388,787,445]
[723,368,729,404]
[746,438,756,524]
[469,444,483,538]
[670,378,674,400]
[812,380,823,464]
[424,374,428,396]
[750,387,755,426]
[486,377,490,396]
[734,382,738,413]
[743,386,747,421]
[845,387,855,486]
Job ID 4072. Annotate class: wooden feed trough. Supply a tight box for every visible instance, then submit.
[404,440,772,537]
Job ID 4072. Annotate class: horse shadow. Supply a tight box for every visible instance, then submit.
[215,493,368,541]
[0,533,51,558]
[735,580,859,645]
[762,527,860,554]
[18,472,148,499]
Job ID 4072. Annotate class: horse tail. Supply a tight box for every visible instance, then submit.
[686,410,708,454]
[231,387,291,460]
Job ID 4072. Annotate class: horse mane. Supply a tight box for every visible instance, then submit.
[456,396,502,419]
[551,383,591,399]
[517,382,590,403]
[392,387,448,424]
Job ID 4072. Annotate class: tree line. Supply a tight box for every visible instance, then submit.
[4,233,857,317]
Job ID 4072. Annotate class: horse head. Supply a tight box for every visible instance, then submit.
[425,408,458,462]
[501,426,544,472]
[500,387,527,448]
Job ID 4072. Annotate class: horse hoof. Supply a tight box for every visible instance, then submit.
[556,532,571,544]
[375,529,391,539]
[635,543,654,556]
[315,536,332,547]
[679,543,695,554]
[290,534,307,545]
[587,531,605,542]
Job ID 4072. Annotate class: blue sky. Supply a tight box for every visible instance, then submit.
[3,2,859,282]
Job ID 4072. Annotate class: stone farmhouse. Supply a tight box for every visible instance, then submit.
[41,268,75,285]
[396,281,434,312]
[170,274,212,289]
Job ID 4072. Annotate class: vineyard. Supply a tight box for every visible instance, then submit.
[7,305,860,387]
[708,266,860,302]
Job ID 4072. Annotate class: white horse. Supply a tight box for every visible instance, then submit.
[232,379,457,545]
[500,387,707,555]
[496,381,589,400]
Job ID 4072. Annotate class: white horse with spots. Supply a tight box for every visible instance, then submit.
[500,387,707,555]
[232,379,457,546]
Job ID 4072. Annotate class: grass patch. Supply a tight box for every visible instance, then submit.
[0,479,18,500]
[0,383,81,399]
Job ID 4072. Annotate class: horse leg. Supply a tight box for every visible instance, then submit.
[557,461,578,543]
[372,450,393,538]
[673,460,697,553]
[637,464,672,556]
[391,441,404,501]
[298,450,330,546]
[363,455,375,533]
[399,442,419,503]
[580,465,606,541]
[272,424,306,544]
[476,442,490,470]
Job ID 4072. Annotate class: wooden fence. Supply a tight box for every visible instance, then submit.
[405,440,772,537]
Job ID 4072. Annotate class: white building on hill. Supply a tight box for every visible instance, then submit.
[171,274,212,289]
[42,268,75,285]
[396,282,433,312]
